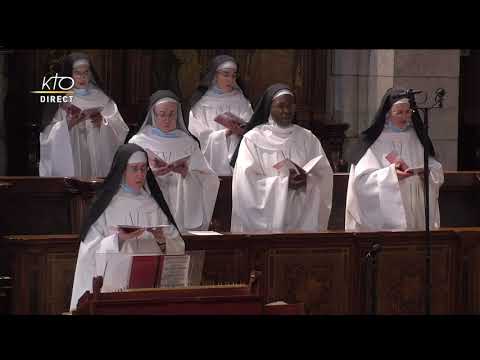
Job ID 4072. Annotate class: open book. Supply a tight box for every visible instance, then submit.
[145,148,190,170]
[385,151,428,174]
[273,155,323,176]
[61,103,104,119]
[214,112,247,130]
[128,252,205,289]
[116,224,171,234]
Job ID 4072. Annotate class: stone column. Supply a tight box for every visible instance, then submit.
[393,49,460,170]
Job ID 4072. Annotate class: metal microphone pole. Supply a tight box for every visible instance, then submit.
[365,243,382,314]
[409,88,445,315]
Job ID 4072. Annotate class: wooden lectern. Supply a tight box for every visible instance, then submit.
[72,271,304,315]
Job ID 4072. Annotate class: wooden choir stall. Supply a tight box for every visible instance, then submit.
[72,271,304,315]
[0,172,479,315]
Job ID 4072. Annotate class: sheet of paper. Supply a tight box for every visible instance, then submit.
[302,156,322,174]
[159,255,191,287]
[187,231,223,236]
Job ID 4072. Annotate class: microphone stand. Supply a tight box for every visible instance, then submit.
[365,243,382,314]
[408,89,445,315]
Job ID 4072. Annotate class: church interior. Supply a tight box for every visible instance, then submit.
[0,49,479,315]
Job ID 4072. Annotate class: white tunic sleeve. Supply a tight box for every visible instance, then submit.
[85,101,129,177]
[154,147,220,231]
[231,137,291,232]
[301,135,333,231]
[39,110,75,177]
[202,129,238,175]
[345,139,444,231]
[69,215,117,311]
[345,153,406,231]
[203,101,253,176]
[179,147,220,230]
[188,109,211,149]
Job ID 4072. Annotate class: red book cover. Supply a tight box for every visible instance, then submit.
[62,103,82,117]
[385,150,400,164]
[128,255,164,289]
[214,112,246,130]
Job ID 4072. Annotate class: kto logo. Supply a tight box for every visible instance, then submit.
[31,73,75,103]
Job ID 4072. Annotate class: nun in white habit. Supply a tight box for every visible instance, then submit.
[70,143,184,311]
[188,55,253,175]
[230,83,333,233]
[345,87,444,231]
[129,90,219,232]
[39,52,129,178]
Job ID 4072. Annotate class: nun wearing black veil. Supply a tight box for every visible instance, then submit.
[129,90,219,231]
[230,84,333,233]
[40,52,129,177]
[345,87,444,231]
[70,144,185,311]
[187,55,253,175]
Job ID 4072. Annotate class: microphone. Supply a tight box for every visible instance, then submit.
[371,243,382,254]
[365,244,382,258]
[401,89,423,97]
[435,88,446,108]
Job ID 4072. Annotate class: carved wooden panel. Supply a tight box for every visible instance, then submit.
[469,241,480,313]
[4,230,480,314]
[2,235,79,314]
[265,246,353,314]
[456,229,480,314]
[46,252,77,314]
[10,250,43,314]
[184,234,250,286]
[375,238,457,314]
[200,249,249,286]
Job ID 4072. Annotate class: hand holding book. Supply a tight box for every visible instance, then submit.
[62,104,104,129]
[385,151,414,180]
[288,169,307,189]
[117,225,170,233]
[146,149,190,177]
[214,112,246,136]
[271,156,325,190]
[117,226,145,242]
[170,160,189,178]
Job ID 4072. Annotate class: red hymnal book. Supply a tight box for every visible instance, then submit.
[61,103,103,118]
[385,150,400,164]
[145,149,190,170]
[128,255,164,289]
[214,112,246,130]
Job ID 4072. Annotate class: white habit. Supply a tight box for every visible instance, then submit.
[188,90,253,175]
[40,87,129,177]
[231,124,333,232]
[70,187,185,311]
[129,126,220,232]
[345,127,444,231]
